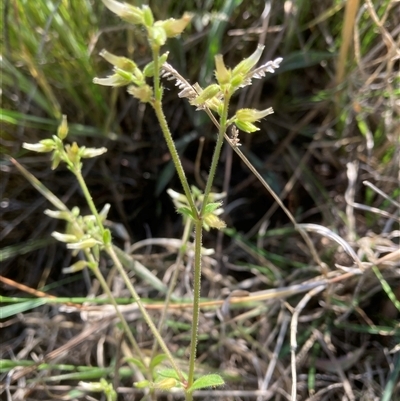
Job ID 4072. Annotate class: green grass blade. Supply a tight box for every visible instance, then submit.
[0,299,48,319]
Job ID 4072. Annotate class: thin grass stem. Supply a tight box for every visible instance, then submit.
[86,252,145,362]
[105,245,185,384]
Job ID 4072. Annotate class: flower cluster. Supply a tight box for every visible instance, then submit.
[168,186,226,231]
[94,0,192,102]
[22,115,107,170]
[101,0,192,48]
[45,203,111,273]
[161,44,283,133]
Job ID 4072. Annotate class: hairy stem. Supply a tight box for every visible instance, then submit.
[186,92,231,395]
[151,48,197,217]
[200,92,230,215]
[151,218,193,359]
[187,219,203,395]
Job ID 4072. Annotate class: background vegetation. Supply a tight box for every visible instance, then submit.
[1,0,399,400]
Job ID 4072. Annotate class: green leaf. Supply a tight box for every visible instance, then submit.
[124,357,146,371]
[134,380,151,389]
[103,229,112,245]
[157,368,187,381]
[177,206,194,220]
[143,53,169,77]
[0,299,48,319]
[149,354,167,371]
[204,201,222,214]
[0,238,55,261]
[188,374,225,393]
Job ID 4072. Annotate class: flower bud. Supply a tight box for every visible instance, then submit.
[205,96,223,114]
[99,203,111,220]
[62,260,88,274]
[93,71,132,87]
[143,52,169,77]
[142,5,154,27]
[51,231,79,243]
[191,84,221,106]
[80,147,108,159]
[155,378,178,390]
[232,43,264,76]
[214,54,230,85]
[167,188,190,208]
[230,73,245,88]
[203,213,226,231]
[51,151,62,170]
[103,228,112,245]
[67,238,99,250]
[44,209,71,221]
[148,25,167,48]
[65,142,80,164]
[102,0,144,25]
[72,206,80,216]
[127,84,153,103]
[234,120,259,133]
[79,381,104,391]
[134,380,151,389]
[99,49,137,72]
[155,12,192,38]
[22,140,54,153]
[57,115,68,140]
[235,107,274,122]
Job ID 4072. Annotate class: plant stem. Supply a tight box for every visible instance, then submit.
[186,93,231,396]
[186,219,203,396]
[200,92,230,215]
[151,48,197,217]
[151,50,232,397]
[73,165,147,363]
[151,218,193,359]
[75,162,183,381]
[74,167,105,234]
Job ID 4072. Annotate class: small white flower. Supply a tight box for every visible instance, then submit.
[62,260,88,274]
[66,238,99,250]
[235,107,274,123]
[51,231,78,243]
[80,147,107,158]
[93,72,132,87]
[44,209,71,221]
[232,44,265,76]
[22,141,54,153]
[101,0,144,25]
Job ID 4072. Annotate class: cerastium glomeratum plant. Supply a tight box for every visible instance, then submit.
[21,0,282,399]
